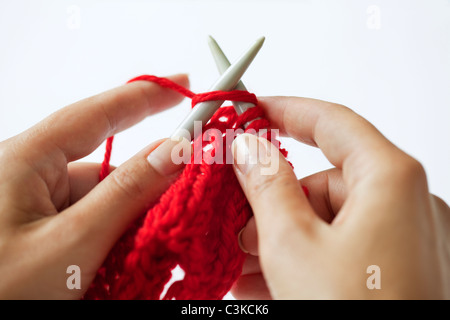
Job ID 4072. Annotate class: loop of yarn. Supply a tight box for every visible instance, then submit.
[84,75,288,300]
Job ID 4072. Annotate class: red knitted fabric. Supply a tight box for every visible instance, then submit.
[84,75,291,300]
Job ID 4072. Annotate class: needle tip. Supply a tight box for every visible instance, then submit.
[255,36,266,47]
[207,35,216,44]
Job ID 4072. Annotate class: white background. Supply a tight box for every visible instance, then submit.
[0,1,449,231]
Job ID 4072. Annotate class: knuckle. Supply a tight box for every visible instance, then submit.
[431,194,450,213]
[98,99,117,134]
[406,158,427,180]
[110,162,149,201]
[374,153,429,196]
[334,103,352,112]
[392,155,427,184]
[329,103,357,117]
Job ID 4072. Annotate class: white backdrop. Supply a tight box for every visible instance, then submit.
[1,1,449,210]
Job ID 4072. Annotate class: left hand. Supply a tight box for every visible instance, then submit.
[0,74,189,299]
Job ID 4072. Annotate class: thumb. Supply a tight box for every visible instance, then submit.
[231,134,320,254]
[53,137,191,268]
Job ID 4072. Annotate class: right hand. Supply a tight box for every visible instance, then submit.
[231,96,450,299]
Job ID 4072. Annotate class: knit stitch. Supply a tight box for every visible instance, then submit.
[84,75,291,300]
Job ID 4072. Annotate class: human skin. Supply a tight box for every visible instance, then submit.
[0,78,448,299]
[230,96,450,299]
[0,74,190,299]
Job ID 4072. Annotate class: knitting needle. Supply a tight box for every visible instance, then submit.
[171,36,265,139]
[207,35,257,116]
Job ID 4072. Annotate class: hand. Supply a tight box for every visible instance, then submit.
[0,74,190,299]
[231,97,450,299]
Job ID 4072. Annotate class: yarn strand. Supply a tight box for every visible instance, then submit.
[88,75,289,300]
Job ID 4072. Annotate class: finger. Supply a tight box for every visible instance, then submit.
[67,162,117,205]
[49,137,192,274]
[20,74,189,162]
[238,168,346,255]
[231,274,272,300]
[258,96,402,186]
[430,194,450,244]
[239,217,258,256]
[299,168,347,223]
[232,133,323,251]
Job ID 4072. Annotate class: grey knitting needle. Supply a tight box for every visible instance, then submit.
[171,36,265,139]
[207,35,257,116]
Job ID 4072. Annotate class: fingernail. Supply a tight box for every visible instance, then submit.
[232,133,270,175]
[147,137,191,176]
[237,228,249,254]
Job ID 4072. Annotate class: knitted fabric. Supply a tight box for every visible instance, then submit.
[84,75,289,300]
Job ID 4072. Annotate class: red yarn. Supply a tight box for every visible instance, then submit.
[99,136,113,180]
[84,75,295,300]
